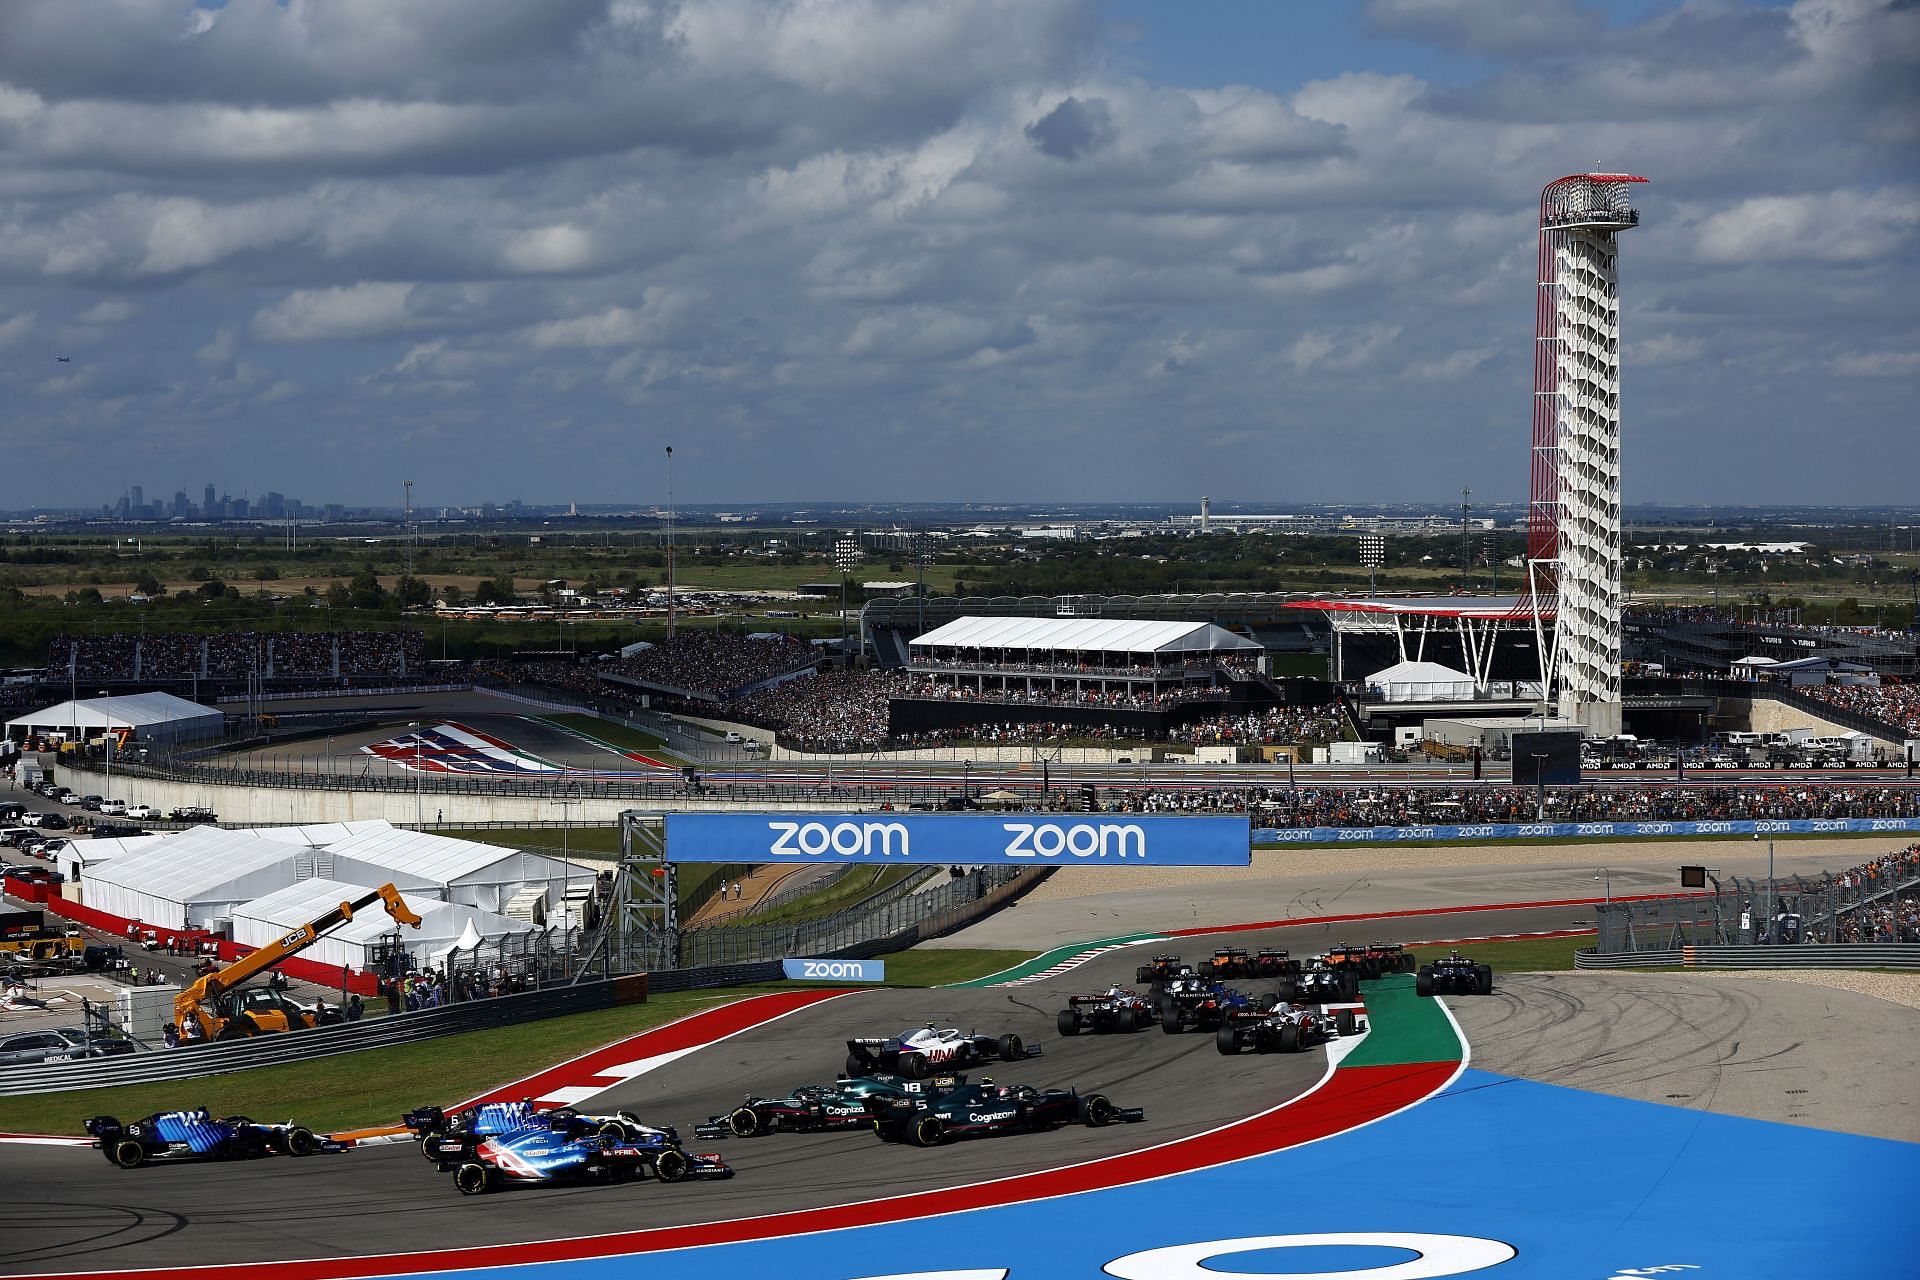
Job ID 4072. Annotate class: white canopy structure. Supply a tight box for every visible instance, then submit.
[82,827,311,929]
[323,826,594,916]
[1364,660,1479,703]
[909,616,1262,656]
[53,833,167,890]
[6,692,222,745]
[229,879,528,972]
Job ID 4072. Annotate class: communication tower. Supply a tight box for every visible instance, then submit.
[1524,172,1646,738]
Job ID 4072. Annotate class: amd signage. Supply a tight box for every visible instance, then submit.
[665,813,1251,867]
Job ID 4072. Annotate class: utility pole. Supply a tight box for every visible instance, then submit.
[664,446,676,641]
[403,479,415,590]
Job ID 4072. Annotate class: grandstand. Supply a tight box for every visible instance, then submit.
[42,630,428,689]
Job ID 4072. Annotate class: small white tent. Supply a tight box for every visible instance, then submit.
[229,879,528,972]
[1364,660,1478,703]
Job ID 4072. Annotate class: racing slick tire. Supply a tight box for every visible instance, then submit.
[285,1126,318,1157]
[901,1052,928,1079]
[1341,972,1361,1001]
[1335,1009,1357,1036]
[997,1033,1025,1062]
[1160,1006,1183,1034]
[598,1120,628,1142]
[1278,1023,1301,1053]
[1476,965,1494,995]
[1082,1094,1117,1126]
[1115,1008,1137,1033]
[454,1162,494,1196]
[655,1149,690,1183]
[1415,967,1435,998]
[727,1107,762,1137]
[1214,1025,1240,1056]
[110,1139,146,1169]
[1135,966,1154,985]
[1273,977,1296,1002]
[844,1053,868,1078]
[910,1115,945,1148]
[1058,1009,1081,1037]
[1401,953,1418,973]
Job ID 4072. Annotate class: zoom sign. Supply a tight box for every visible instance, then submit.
[782,958,885,982]
[665,813,1250,866]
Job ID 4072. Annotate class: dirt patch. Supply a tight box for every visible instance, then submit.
[1693,967,1920,1012]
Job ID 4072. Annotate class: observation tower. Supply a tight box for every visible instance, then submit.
[1525,172,1647,738]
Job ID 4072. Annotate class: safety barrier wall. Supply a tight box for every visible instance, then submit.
[1574,944,1920,970]
[1253,817,1920,844]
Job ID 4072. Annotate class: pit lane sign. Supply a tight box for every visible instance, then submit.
[665,813,1251,866]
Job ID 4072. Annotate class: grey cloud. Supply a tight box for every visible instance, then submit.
[1026,96,1114,160]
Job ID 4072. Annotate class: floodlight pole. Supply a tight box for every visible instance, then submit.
[664,446,676,641]
[1532,752,1548,821]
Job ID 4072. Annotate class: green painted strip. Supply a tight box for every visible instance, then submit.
[945,932,1163,988]
[1338,974,1463,1068]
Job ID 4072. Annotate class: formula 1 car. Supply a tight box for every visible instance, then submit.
[1250,948,1301,977]
[1058,987,1156,1035]
[694,1073,963,1139]
[1156,974,1263,1033]
[449,1112,731,1195]
[85,1110,334,1168]
[1204,947,1254,980]
[405,1101,669,1166]
[846,1025,1040,1078]
[1215,1002,1361,1055]
[1273,960,1360,1004]
[1325,942,1415,979]
[1134,953,1187,986]
[1416,953,1494,997]
[870,1079,1144,1146]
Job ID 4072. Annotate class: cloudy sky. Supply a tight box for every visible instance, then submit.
[1,0,1915,511]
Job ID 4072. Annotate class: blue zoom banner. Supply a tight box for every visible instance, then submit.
[1252,816,1920,844]
[782,958,885,982]
[666,813,1251,866]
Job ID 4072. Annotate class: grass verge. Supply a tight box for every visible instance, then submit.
[537,713,679,759]
[0,987,787,1138]
[739,866,921,927]
[868,947,1039,987]
[1411,933,1591,972]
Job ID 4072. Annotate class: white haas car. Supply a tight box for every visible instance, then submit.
[846,1025,1041,1079]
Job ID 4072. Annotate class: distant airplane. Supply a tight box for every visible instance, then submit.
[56,356,70,363]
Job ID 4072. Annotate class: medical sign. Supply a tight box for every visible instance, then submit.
[665,813,1251,866]
[782,958,886,982]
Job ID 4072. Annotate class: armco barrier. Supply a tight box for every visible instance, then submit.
[1574,943,1920,970]
[0,972,649,1097]
[1253,817,1920,844]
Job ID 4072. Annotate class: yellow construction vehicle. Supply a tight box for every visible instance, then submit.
[175,884,421,1041]
[0,933,86,964]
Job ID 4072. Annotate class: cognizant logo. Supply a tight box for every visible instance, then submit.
[767,820,911,857]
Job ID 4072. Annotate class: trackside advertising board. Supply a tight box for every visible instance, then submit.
[665,813,1250,866]
[782,958,885,982]
[1251,816,1920,844]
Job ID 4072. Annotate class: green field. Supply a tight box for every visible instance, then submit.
[1411,933,1590,972]
[535,713,679,760]
[0,988,787,1138]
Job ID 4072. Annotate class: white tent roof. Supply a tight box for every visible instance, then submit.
[323,826,588,888]
[6,691,220,732]
[910,616,1262,654]
[90,827,302,905]
[1367,660,1476,685]
[1731,655,1780,666]
[256,820,395,849]
[230,878,529,971]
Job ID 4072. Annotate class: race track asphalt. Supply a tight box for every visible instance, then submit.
[2,947,1334,1275]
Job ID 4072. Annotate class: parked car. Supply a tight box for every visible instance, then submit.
[19,813,46,828]
[38,814,68,831]
[0,1028,136,1067]
[98,799,127,816]
[79,796,103,812]
[125,805,157,821]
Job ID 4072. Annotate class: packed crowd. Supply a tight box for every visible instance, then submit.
[1822,845,1920,944]
[1090,784,1920,824]
[44,630,426,681]
[725,669,908,750]
[599,633,817,699]
[1165,706,1344,747]
[1796,680,1920,738]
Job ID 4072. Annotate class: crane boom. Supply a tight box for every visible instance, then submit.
[175,884,422,1039]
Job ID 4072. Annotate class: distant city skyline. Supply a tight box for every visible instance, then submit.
[3,4,1912,506]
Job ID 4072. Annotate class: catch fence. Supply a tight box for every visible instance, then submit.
[1592,863,1920,952]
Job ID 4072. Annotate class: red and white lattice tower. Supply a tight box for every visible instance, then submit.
[1525,172,1647,738]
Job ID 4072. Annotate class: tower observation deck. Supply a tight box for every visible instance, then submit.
[1525,172,1647,738]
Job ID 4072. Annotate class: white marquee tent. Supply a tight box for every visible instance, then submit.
[1364,660,1479,703]
[229,878,529,973]
[82,827,312,929]
[6,692,222,745]
[323,827,594,916]
[909,616,1264,658]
